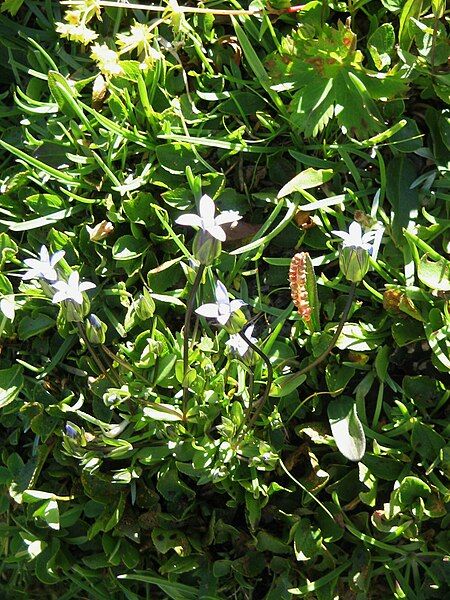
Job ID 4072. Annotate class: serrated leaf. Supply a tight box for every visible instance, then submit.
[328,397,366,462]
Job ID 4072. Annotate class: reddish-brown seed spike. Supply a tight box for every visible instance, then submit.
[289,252,311,321]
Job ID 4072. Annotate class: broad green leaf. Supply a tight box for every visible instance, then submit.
[397,475,431,506]
[417,254,450,291]
[270,372,306,397]
[33,499,60,530]
[277,168,334,198]
[143,403,184,422]
[112,235,146,261]
[386,156,419,245]
[0,364,23,409]
[17,313,55,340]
[328,397,366,462]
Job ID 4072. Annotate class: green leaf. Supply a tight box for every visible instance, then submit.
[270,372,307,397]
[417,254,450,291]
[277,168,334,199]
[0,0,24,16]
[118,573,198,600]
[112,235,146,261]
[33,499,60,531]
[17,313,56,340]
[411,421,445,461]
[143,403,184,422]
[0,364,24,409]
[368,24,395,70]
[399,0,424,51]
[325,363,355,396]
[397,475,430,506]
[328,397,366,462]
[386,156,419,245]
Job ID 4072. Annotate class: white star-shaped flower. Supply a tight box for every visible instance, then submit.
[331,221,376,250]
[226,325,257,357]
[52,271,96,305]
[332,221,384,261]
[195,280,246,326]
[175,194,241,242]
[22,245,65,282]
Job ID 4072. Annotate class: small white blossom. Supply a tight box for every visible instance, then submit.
[175,194,241,242]
[0,296,15,321]
[226,325,257,357]
[332,221,376,250]
[22,245,65,282]
[332,221,384,261]
[195,280,246,326]
[52,271,96,305]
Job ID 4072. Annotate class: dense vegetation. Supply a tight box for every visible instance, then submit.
[0,1,449,598]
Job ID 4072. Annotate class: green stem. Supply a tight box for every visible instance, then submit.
[101,344,152,386]
[279,458,335,520]
[182,264,206,415]
[237,328,273,435]
[296,282,356,378]
[76,322,119,386]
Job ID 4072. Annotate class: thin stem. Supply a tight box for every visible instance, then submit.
[182,264,206,414]
[76,322,120,386]
[238,328,273,434]
[296,282,356,378]
[279,457,334,520]
[101,344,152,386]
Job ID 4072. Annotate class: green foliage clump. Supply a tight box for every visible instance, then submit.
[0,1,449,598]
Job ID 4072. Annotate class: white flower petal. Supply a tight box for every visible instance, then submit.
[67,271,80,287]
[348,221,363,245]
[229,299,246,312]
[70,291,84,305]
[215,210,242,226]
[79,281,96,293]
[195,303,220,319]
[215,280,229,305]
[331,229,351,243]
[175,214,203,228]
[21,269,38,280]
[52,290,67,304]
[208,225,226,242]
[0,297,15,321]
[217,312,231,326]
[199,194,216,227]
[50,250,65,266]
[23,258,43,269]
[39,245,50,262]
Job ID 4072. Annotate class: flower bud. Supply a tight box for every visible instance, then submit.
[339,245,370,283]
[135,289,155,320]
[223,308,247,334]
[86,220,114,241]
[85,313,107,345]
[192,231,221,266]
[63,296,90,322]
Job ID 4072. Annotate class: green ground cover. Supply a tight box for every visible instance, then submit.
[0,1,449,598]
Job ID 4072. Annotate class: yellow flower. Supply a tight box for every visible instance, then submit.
[116,21,155,56]
[90,43,123,78]
[56,22,98,45]
[65,10,81,25]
